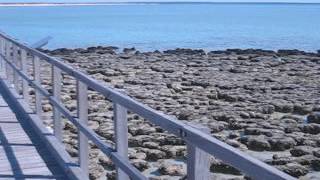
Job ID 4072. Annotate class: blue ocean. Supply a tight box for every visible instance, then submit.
[0,3,319,51]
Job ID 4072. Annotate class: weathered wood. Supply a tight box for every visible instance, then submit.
[0,37,4,73]
[52,65,62,142]
[114,103,129,180]
[77,80,89,176]
[33,56,42,115]
[6,68,146,179]
[0,38,6,76]
[5,41,12,83]
[0,95,67,180]
[20,49,29,103]
[187,123,210,180]
[12,45,19,92]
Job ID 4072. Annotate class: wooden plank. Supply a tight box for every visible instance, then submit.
[52,65,62,142]
[33,56,42,115]
[0,42,150,180]
[12,45,19,93]
[0,37,4,73]
[21,49,29,103]
[77,80,89,177]
[5,41,12,83]
[114,103,129,180]
[0,94,67,180]
[187,123,210,180]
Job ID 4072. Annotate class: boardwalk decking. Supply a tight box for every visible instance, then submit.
[0,95,67,180]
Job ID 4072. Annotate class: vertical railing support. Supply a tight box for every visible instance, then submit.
[53,65,62,142]
[12,45,19,92]
[21,49,29,102]
[187,123,211,180]
[5,41,12,83]
[114,103,129,180]
[0,37,4,74]
[33,56,42,115]
[77,80,89,176]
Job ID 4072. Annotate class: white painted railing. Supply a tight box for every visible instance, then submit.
[0,32,296,180]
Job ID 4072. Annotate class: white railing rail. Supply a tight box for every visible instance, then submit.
[0,32,296,180]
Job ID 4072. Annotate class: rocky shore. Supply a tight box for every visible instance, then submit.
[37,47,320,180]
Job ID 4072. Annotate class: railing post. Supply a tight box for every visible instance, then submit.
[33,56,42,115]
[77,80,89,176]
[0,37,3,71]
[5,41,13,83]
[21,49,29,103]
[0,37,4,74]
[187,123,211,180]
[53,65,62,142]
[12,45,19,92]
[113,103,129,180]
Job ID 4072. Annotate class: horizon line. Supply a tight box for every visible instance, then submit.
[0,1,320,4]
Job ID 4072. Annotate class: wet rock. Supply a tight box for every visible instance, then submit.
[41,47,320,179]
[217,92,238,102]
[99,155,114,168]
[280,163,308,177]
[89,162,106,180]
[42,104,52,112]
[273,101,294,113]
[226,139,241,148]
[269,137,296,151]
[290,146,313,157]
[131,159,150,171]
[158,160,186,176]
[311,159,320,171]
[145,149,166,161]
[129,152,146,160]
[191,81,210,88]
[307,113,320,124]
[300,124,320,134]
[161,145,186,158]
[177,110,193,120]
[313,150,320,158]
[294,104,313,115]
[142,142,159,149]
[123,47,136,54]
[295,155,315,166]
[208,122,225,133]
[244,128,272,137]
[129,135,153,147]
[258,105,275,114]
[244,135,271,151]
[210,159,242,175]
[163,48,205,55]
[239,112,250,119]
[269,155,294,165]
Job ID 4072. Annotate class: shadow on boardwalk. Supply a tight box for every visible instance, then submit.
[0,89,67,180]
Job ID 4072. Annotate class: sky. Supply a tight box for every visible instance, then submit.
[0,0,319,3]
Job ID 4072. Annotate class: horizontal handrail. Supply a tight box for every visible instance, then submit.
[0,53,146,180]
[0,31,296,180]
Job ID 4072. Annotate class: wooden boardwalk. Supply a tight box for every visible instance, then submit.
[0,32,296,180]
[0,95,67,180]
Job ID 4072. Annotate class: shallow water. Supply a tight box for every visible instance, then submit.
[0,3,320,51]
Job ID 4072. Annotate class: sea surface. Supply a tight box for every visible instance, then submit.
[0,3,320,51]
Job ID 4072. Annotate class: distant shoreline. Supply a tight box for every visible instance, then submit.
[0,2,320,7]
[0,2,155,7]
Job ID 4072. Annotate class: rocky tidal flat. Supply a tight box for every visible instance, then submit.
[32,47,320,179]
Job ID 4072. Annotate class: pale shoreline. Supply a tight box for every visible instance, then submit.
[0,3,155,7]
[0,2,319,7]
